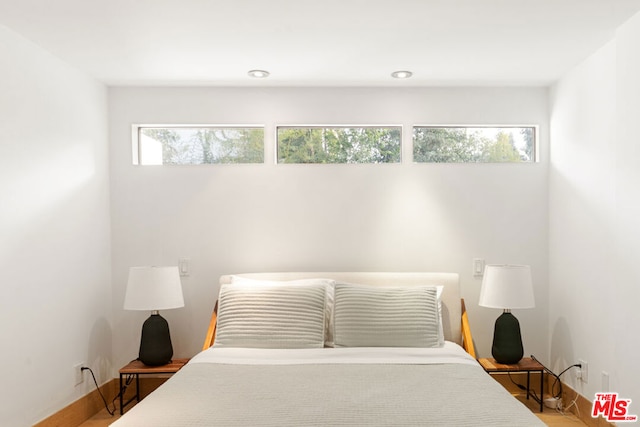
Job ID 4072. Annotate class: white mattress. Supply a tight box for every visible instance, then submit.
[111,343,544,426]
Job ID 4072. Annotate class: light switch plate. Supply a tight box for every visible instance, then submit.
[179,258,190,276]
[473,258,485,277]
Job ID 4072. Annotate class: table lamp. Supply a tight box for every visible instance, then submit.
[124,266,184,366]
[479,264,534,364]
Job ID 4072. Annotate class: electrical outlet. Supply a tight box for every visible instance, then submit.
[602,371,609,392]
[578,359,588,383]
[74,362,85,386]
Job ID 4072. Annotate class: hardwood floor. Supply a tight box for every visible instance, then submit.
[77,409,119,427]
[514,392,587,426]
[80,392,587,427]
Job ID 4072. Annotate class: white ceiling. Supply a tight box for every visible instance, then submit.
[1,0,640,87]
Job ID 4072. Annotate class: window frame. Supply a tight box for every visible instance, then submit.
[132,124,265,165]
[275,124,403,164]
[411,124,539,163]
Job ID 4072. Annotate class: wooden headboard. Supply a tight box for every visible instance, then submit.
[203,272,475,357]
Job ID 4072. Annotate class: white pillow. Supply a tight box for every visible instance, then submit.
[230,276,336,346]
[214,278,334,348]
[333,283,441,348]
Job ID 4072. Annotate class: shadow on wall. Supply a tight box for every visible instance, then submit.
[87,317,113,383]
[549,316,575,377]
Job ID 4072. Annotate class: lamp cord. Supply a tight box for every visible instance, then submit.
[530,354,581,401]
[505,355,580,404]
[82,367,135,417]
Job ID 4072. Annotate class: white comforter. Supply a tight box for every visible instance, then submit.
[111,343,544,426]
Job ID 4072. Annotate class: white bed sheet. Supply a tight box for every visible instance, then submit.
[189,341,478,366]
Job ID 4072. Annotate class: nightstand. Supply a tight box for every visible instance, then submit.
[119,358,189,414]
[478,357,545,412]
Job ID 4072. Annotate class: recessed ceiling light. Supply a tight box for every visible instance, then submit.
[391,70,413,79]
[248,69,270,78]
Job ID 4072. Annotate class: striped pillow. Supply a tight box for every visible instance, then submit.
[229,276,336,346]
[214,282,328,348]
[334,283,441,348]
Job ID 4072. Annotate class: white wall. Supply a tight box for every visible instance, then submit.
[0,26,112,426]
[109,86,550,369]
[549,10,640,405]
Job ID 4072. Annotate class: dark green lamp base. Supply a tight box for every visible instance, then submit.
[139,313,174,366]
[491,310,524,364]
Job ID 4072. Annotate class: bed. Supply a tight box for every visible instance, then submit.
[111,272,544,426]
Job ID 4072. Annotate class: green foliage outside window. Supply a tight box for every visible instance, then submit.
[413,127,535,163]
[137,125,535,165]
[139,127,264,165]
[277,127,401,164]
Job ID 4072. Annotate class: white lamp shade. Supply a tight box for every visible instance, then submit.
[479,264,535,309]
[124,266,184,311]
